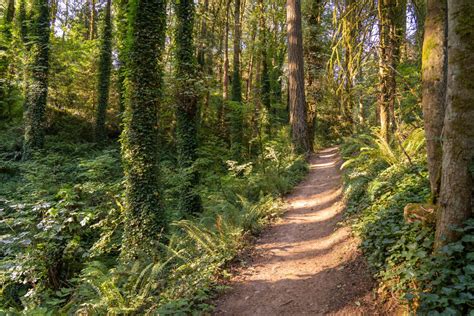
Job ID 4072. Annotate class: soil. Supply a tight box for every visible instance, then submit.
[213,147,388,315]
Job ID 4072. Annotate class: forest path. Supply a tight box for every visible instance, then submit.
[214,147,383,315]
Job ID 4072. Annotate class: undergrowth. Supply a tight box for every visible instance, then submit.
[341,128,474,315]
[0,124,308,314]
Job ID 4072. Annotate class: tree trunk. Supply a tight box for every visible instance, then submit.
[23,0,51,157]
[121,0,167,260]
[435,0,474,249]
[89,0,97,40]
[377,0,400,142]
[223,0,230,101]
[95,0,112,142]
[116,0,129,116]
[230,0,243,157]
[231,0,242,102]
[287,0,310,154]
[175,0,202,215]
[422,0,447,203]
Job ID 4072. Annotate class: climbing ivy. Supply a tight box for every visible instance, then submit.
[22,0,51,157]
[174,0,203,215]
[94,0,113,142]
[120,0,167,260]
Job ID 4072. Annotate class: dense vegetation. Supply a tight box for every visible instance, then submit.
[0,0,473,314]
[341,131,474,314]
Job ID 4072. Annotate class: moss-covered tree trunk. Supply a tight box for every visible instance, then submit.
[94,0,112,142]
[421,0,447,203]
[287,0,310,154]
[175,0,202,215]
[23,0,51,157]
[435,0,474,249]
[121,0,167,259]
[377,0,402,142]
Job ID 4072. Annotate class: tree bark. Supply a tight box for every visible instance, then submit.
[377,0,401,142]
[23,0,51,157]
[231,0,242,102]
[175,0,202,215]
[287,0,310,154]
[223,0,230,101]
[121,0,167,259]
[435,0,474,249]
[95,0,112,142]
[421,0,447,203]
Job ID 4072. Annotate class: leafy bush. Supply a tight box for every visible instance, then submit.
[341,131,474,315]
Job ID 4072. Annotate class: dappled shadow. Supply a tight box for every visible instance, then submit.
[215,255,376,315]
[214,147,381,315]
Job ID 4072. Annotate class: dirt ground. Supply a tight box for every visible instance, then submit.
[214,147,388,315]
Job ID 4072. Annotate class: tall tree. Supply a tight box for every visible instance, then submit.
[0,0,15,118]
[435,0,474,249]
[95,0,113,142]
[121,0,167,259]
[421,0,447,203]
[304,0,325,151]
[377,0,405,141]
[17,0,28,43]
[174,0,202,215]
[23,0,51,157]
[116,0,129,115]
[222,0,230,101]
[230,0,243,157]
[259,0,272,132]
[287,0,310,154]
[231,0,242,102]
[89,0,97,40]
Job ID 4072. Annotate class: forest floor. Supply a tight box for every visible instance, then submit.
[214,147,387,315]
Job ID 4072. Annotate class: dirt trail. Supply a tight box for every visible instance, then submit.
[214,147,383,315]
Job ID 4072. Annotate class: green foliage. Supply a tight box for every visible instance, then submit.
[341,131,474,314]
[1,116,306,313]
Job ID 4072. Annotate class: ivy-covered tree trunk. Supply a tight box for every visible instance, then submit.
[175,0,202,215]
[435,0,474,249]
[121,0,167,260]
[422,0,447,203]
[0,0,15,119]
[230,0,243,157]
[304,0,325,152]
[287,0,310,154]
[23,0,51,157]
[18,0,28,43]
[222,0,230,102]
[231,0,242,103]
[116,0,129,116]
[94,0,112,142]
